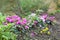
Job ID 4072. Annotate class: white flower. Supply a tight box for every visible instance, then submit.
[40,16,45,22]
[30,13,36,16]
[28,13,36,18]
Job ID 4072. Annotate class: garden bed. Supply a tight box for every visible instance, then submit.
[0,12,60,40]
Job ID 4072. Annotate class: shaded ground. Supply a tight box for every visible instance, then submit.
[53,13,60,40]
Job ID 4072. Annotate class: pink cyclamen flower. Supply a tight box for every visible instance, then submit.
[25,26,29,29]
[41,14,48,19]
[34,21,38,24]
[6,17,10,21]
[40,17,46,22]
[40,14,48,22]
[30,32,35,37]
[20,21,25,25]
[8,19,14,23]
[16,17,21,21]
[21,18,27,24]
[22,18,27,22]
[49,16,55,21]
[6,17,14,23]
[22,21,27,24]
[16,21,21,24]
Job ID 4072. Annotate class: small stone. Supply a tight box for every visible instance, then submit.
[45,20,52,25]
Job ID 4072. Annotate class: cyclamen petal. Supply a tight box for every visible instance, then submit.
[40,14,48,22]
[25,26,29,29]
[42,19,45,22]
[17,17,21,21]
[22,21,27,24]
[42,14,48,19]
[8,19,14,23]
[49,16,55,21]
[21,18,27,24]
[20,21,27,25]
[22,18,27,22]
[12,15,19,18]
[30,32,35,37]
[40,17,46,22]
[20,21,25,25]
[6,17,10,21]
[16,21,21,24]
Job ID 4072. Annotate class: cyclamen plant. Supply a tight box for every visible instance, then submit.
[6,13,55,33]
[4,12,55,40]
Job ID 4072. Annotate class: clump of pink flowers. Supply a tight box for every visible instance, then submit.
[6,15,27,25]
[49,16,55,21]
[6,15,21,22]
[40,14,55,22]
[40,14,48,22]
[16,18,27,25]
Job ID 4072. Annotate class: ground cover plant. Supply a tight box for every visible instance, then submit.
[0,11,57,40]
